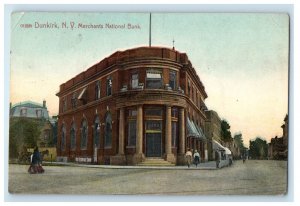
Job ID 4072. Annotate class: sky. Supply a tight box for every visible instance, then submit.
[10,12,289,147]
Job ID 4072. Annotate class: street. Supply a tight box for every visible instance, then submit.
[8,160,287,195]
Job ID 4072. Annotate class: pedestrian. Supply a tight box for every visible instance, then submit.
[243,155,246,164]
[215,151,220,168]
[193,150,200,168]
[28,146,44,174]
[185,148,192,168]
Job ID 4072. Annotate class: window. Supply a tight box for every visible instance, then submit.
[172,121,178,147]
[106,76,112,96]
[81,119,88,149]
[131,73,139,89]
[36,109,42,118]
[188,79,191,96]
[104,112,112,147]
[62,98,67,112]
[95,80,101,100]
[61,125,66,151]
[70,122,76,150]
[128,109,137,117]
[71,92,77,109]
[128,120,136,146]
[169,71,177,90]
[20,108,27,117]
[146,69,162,89]
[145,108,162,116]
[171,107,178,118]
[94,116,100,148]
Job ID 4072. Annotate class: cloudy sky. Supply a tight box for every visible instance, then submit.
[10,12,289,147]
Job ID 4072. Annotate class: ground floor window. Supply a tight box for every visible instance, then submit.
[127,120,136,146]
[172,121,178,147]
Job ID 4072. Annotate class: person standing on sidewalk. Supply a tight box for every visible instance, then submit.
[185,148,192,168]
[193,150,200,168]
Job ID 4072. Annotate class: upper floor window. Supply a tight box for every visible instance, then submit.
[131,73,139,89]
[20,108,27,117]
[62,98,67,112]
[71,92,77,109]
[106,77,112,96]
[36,109,42,118]
[146,69,162,89]
[145,108,163,116]
[169,71,177,90]
[95,80,101,100]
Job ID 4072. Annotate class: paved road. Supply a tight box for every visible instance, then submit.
[8,160,287,195]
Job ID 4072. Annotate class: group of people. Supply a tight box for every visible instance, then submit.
[28,146,45,174]
[185,148,201,168]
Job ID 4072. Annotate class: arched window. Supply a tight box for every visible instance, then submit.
[106,76,112,96]
[94,116,100,148]
[95,80,101,100]
[104,112,112,147]
[70,122,76,150]
[61,124,66,151]
[81,119,88,149]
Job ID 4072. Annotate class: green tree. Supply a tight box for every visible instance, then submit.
[249,137,268,160]
[233,133,246,150]
[9,118,41,159]
[221,120,232,142]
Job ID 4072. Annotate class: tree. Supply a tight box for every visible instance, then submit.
[249,137,268,160]
[221,120,232,142]
[9,118,41,159]
[233,133,246,150]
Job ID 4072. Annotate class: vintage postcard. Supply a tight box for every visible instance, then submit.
[8,12,289,197]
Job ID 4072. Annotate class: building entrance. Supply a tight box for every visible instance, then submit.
[145,120,162,157]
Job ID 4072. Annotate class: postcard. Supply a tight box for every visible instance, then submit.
[8,12,289,196]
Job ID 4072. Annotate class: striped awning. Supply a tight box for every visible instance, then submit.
[186,117,206,140]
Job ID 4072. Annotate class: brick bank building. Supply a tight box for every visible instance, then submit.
[56,47,208,165]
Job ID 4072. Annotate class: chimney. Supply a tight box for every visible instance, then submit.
[43,100,46,108]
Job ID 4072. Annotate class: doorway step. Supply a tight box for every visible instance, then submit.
[138,158,175,167]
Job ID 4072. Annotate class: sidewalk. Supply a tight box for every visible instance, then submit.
[43,161,218,170]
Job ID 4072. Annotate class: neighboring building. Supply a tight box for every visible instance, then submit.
[205,110,222,161]
[56,46,208,165]
[268,114,288,160]
[10,100,56,148]
[10,100,49,119]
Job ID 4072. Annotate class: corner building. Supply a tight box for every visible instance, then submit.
[56,47,208,165]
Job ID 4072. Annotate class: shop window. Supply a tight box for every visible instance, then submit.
[146,69,162,89]
[81,119,88,149]
[169,71,177,90]
[128,120,136,146]
[128,109,137,117]
[172,121,178,147]
[104,112,112,147]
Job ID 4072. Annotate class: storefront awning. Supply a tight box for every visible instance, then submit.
[213,140,231,154]
[186,117,206,140]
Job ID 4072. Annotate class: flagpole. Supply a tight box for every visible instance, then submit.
[149,13,151,47]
